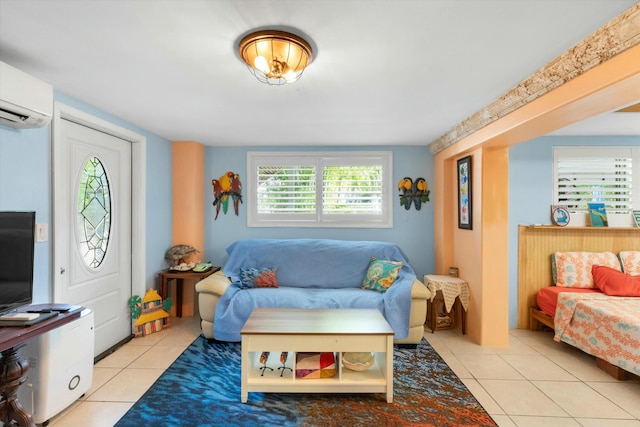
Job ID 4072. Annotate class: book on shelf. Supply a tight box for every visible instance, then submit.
[633,210,640,228]
[587,203,608,227]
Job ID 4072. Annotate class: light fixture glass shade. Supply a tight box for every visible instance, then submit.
[239,30,313,85]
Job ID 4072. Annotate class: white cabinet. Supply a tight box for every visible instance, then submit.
[18,309,94,424]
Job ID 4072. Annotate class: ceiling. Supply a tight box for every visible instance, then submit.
[0,0,638,147]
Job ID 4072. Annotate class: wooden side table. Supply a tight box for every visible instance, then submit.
[157,267,220,318]
[424,275,469,334]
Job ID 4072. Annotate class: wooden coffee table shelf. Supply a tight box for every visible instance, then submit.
[240,308,394,403]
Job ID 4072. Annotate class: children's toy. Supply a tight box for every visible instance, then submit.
[128,289,172,337]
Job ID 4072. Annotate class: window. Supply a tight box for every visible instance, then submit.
[77,156,111,268]
[553,146,639,227]
[247,151,393,228]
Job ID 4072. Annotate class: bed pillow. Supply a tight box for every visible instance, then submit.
[239,267,279,289]
[361,257,403,293]
[619,251,640,276]
[553,251,621,288]
[592,265,640,297]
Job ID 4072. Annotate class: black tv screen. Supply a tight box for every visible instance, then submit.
[0,211,35,314]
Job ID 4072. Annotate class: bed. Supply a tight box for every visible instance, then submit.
[553,292,640,378]
[518,225,640,380]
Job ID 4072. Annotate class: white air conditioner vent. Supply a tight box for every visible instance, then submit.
[0,61,53,129]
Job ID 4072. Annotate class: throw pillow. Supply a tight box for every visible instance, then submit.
[239,267,279,289]
[592,265,640,297]
[619,251,640,276]
[553,251,621,288]
[361,257,403,293]
[295,352,336,379]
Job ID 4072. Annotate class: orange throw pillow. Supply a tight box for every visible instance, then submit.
[592,265,640,297]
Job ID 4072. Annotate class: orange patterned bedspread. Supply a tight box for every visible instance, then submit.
[554,292,640,376]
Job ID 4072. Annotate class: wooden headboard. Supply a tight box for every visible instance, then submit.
[517,225,640,328]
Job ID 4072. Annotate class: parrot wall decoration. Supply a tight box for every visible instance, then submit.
[212,171,243,219]
[398,176,430,210]
[211,179,223,220]
[230,173,243,216]
[218,171,233,215]
[398,177,413,211]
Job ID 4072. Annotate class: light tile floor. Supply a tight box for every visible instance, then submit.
[427,328,640,427]
[46,318,640,427]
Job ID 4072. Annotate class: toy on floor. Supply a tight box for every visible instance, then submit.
[128,289,172,337]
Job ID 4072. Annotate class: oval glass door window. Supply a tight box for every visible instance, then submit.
[77,157,111,269]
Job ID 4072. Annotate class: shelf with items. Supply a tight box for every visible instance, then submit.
[524,225,640,231]
[428,293,457,331]
[240,308,394,403]
[244,350,388,391]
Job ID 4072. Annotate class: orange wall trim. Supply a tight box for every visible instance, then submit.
[171,141,205,316]
[479,148,509,346]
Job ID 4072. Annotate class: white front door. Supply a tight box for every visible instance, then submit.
[54,118,132,357]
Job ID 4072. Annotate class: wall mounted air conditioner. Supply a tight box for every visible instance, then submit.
[0,61,53,129]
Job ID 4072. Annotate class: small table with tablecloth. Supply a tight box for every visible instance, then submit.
[424,275,469,334]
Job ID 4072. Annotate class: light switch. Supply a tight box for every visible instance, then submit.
[36,223,48,242]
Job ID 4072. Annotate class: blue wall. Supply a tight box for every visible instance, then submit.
[0,125,52,302]
[0,91,173,303]
[508,135,640,327]
[204,146,435,279]
[6,91,632,328]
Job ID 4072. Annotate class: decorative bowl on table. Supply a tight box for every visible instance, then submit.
[342,352,375,371]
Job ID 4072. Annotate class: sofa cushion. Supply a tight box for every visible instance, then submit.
[619,251,640,276]
[239,267,279,288]
[553,251,621,288]
[361,258,402,293]
[592,265,640,297]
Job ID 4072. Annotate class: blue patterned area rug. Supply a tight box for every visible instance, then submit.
[115,336,497,427]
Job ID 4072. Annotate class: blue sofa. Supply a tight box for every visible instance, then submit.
[195,239,430,344]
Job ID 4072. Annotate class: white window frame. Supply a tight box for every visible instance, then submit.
[247,151,393,228]
[553,146,639,227]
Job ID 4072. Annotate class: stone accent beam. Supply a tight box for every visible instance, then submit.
[429,4,640,154]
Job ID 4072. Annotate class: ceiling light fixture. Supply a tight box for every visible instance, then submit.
[238,30,313,85]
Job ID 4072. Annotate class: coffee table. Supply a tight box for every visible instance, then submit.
[240,308,394,403]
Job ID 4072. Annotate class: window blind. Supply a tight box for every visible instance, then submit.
[247,151,392,228]
[257,165,316,214]
[322,165,383,215]
[555,149,633,215]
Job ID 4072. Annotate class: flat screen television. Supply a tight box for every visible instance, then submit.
[0,211,35,315]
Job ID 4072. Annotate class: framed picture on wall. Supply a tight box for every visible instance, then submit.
[457,156,472,230]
